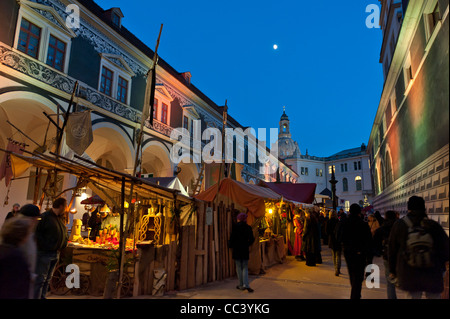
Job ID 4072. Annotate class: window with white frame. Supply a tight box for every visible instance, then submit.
[98,54,134,105]
[153,86,174,125]
[14,1,76,73]
[355,176,362,191]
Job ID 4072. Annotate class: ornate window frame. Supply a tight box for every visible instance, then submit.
[154,84,174,126]
[14,0,76,74]
[98,53,135,105]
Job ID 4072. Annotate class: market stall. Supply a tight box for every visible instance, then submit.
[195,178,290,275]
[258,181,317,260]
[4,149,194,297]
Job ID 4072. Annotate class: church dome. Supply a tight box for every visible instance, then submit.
[278,138,301,159]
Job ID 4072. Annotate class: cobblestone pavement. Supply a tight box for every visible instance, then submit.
[49,245,408,300]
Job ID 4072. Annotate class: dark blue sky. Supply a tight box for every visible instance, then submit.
[95,0,384,157]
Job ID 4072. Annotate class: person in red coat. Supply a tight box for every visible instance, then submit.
[293,210,305,261]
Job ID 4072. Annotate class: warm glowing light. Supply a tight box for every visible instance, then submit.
[124,201,129,209]
[100,204,111,213]
[80,192,88,201]
[268,209,273,214]
[70,208,77,214]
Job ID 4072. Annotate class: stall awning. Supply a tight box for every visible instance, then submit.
[142,177,189,197]
[1,149,192,208]
[194,178,281,218]
[258,181,316,204]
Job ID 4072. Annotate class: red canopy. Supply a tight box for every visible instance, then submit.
[194,178,281,218]
[258,181,316,204]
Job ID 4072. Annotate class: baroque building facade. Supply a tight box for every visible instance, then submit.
[276,110,373,210]
[368,0,449,233]
[0,0,298,224]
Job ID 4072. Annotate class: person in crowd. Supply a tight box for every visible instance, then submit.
[337,208,345,220]
[314,209,323,264]
[327,210,342,276]
[320,210,329,246]
[4,203,20,221]
[368,213,380,237]
[0,217,32,299]
[302,209,320,267]
[82,210,90,229]
[388,196,449,299]
[373,210,384,226]
[365,213,380,276]
[293,210,305,261]
[373,210,398,299]
[229,212,255,293]
[34,197,68,299]
[17,204,41,298]
[339,203,372,299]
[87,206,101,241]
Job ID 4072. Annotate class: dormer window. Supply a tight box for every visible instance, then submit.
[112,12,121,27]
[105,8,124,28]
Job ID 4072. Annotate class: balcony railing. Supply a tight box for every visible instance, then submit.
[0,43,175,138]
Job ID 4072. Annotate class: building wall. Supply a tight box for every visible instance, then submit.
[368,0,449,232]
[0,0,300,227]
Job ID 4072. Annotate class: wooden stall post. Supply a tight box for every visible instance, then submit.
[187,225,196,289]
[203,202,209,285]
[195,202,205,287]
[178,226,189,290]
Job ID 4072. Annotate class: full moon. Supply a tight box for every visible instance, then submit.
[273,44,278,50]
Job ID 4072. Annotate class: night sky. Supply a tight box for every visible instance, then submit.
[94,0,384,157]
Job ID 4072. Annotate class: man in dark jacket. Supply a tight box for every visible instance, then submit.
[4,203,20,220]
[34,198,68,299]
[339,203,372,299]
[388,196,449,299]
[229,212,255,292]
[327,210,341,276]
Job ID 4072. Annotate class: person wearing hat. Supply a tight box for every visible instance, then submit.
[17,204,41,298]
[388,196,449,299]
[4,203,20,221]
[229,211,255,293]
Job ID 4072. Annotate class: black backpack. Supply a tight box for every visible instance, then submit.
[403,216,435,268]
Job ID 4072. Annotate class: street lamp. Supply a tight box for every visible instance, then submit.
[329,165,338,212]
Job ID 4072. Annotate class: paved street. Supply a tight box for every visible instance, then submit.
[50,245,407,300]
[148,246,407,300]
